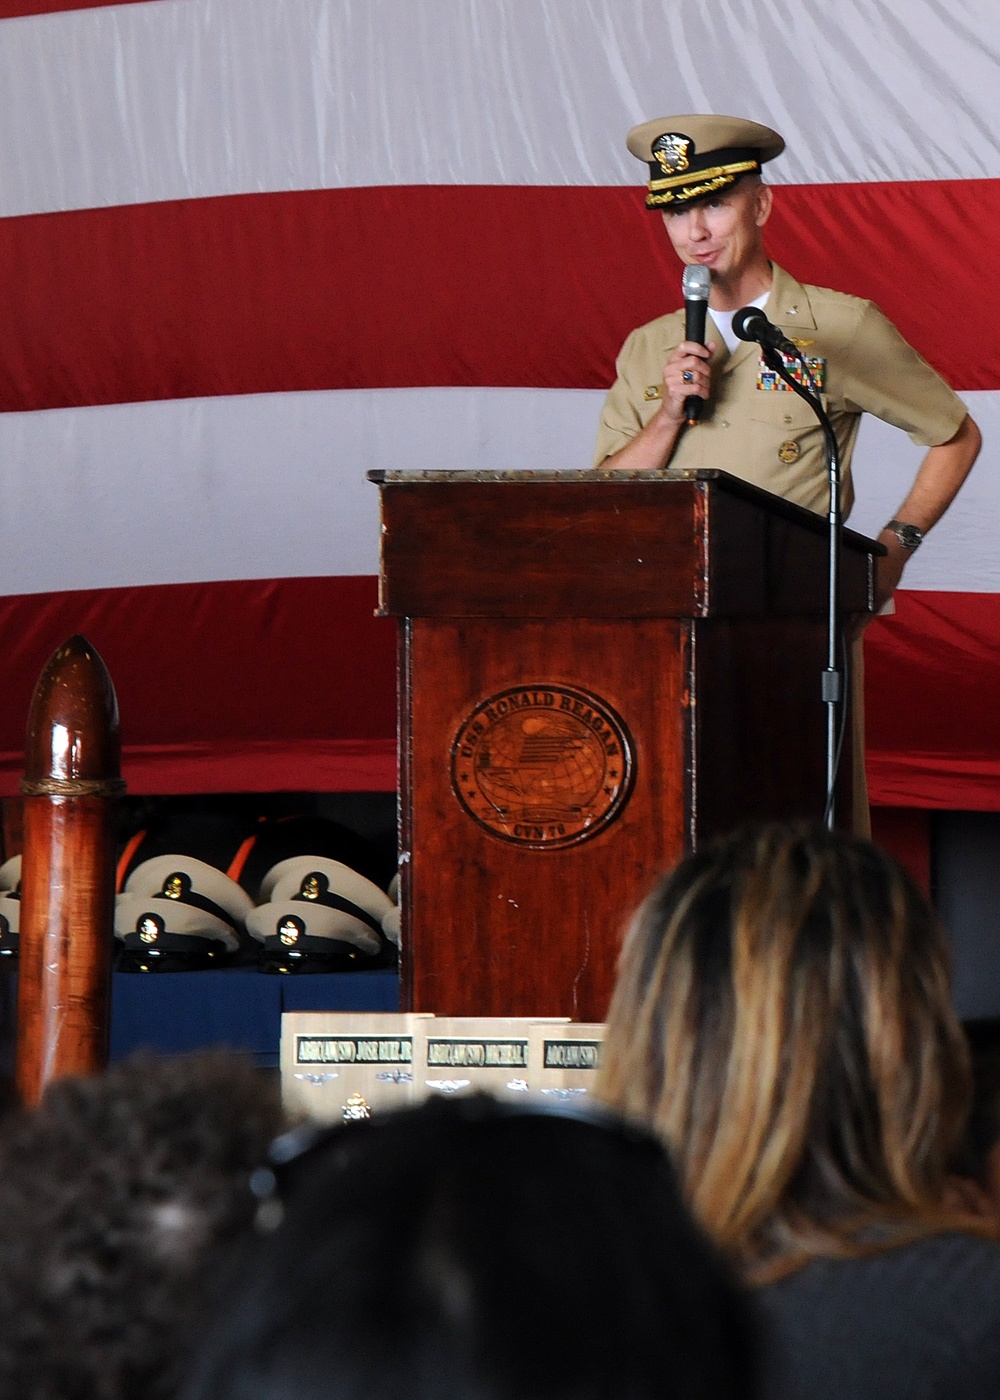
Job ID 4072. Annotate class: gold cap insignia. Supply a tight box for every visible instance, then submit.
[778,440,801,464]
[138,914,162,944]
[162,873,185,900]
[651,132,692,174]
[278,916,302,946]
[300,874,322,901]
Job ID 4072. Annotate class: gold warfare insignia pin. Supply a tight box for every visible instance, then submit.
[791,337,814,348]
[651,132,692,174]
[778,440,801,464]
[343,1092,371,1122]
[644,384,662,401]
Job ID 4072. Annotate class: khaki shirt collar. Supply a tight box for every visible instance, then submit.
[766,263,817,333]
[718,262,816,374]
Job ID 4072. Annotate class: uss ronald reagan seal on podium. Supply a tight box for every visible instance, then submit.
[450,684,634,849]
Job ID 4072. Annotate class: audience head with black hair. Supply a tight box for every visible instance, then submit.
[0,1050,285,1400]
[181,1094,758,1400]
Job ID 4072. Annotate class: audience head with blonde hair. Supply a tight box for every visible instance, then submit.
[598,823,972,1282]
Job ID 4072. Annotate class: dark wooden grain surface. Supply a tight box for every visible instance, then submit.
[380,471,879,1020]
[400,618,688,1021]
[16,637,120,1105]
[377,471,876,619]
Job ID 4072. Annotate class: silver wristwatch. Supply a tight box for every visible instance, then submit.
[884,518,924,551]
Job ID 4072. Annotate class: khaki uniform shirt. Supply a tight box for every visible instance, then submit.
[593,264,968,517]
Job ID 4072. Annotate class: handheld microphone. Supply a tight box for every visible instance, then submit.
[732,305,798,357]
[682,264,711,425]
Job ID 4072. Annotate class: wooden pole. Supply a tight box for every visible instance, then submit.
[15,635,124,1106]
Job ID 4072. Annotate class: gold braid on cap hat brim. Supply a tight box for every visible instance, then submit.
[646,158,760,209]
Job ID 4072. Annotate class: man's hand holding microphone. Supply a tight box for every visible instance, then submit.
[602,264,716,472]
[660,264,716,425]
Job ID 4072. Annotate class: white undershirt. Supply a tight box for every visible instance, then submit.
[709,290,770,355]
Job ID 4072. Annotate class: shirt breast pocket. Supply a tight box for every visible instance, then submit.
[749,382,818,430]
[750,379,822,436]
[747,381,826,479]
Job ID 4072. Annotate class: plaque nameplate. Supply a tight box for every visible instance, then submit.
[541,1038,602,1071]
[426,1039,529,1070]
[296,1035,414,1066]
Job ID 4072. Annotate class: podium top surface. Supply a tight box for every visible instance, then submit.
[367,467,882,556]
[371,467,881,619]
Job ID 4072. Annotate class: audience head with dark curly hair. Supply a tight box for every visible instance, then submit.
[0,1050,285,1400]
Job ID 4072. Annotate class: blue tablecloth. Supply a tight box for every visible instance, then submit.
[110,968,400,1066]
[0,968,400,1072]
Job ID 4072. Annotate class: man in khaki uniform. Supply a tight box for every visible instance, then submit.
[595,114,980,613]
[595,115,981,828]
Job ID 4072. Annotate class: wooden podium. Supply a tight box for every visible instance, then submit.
[370,468,880,1022]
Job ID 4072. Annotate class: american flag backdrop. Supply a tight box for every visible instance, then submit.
[0,0,995,808]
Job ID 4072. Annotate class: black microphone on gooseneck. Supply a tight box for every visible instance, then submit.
[732,305,798,357]
[681,264,711,425]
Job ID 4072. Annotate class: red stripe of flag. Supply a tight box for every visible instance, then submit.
[0,180,995,412]
[0,2,150,15]
[0,573,994,807]
[0,576,397,796]
[866,590,1000,808]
